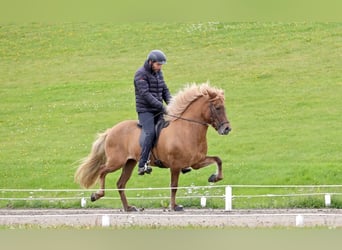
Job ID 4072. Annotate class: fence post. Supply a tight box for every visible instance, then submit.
[101,215,110,227]
[325,193,331,207]
[225,185,232,211]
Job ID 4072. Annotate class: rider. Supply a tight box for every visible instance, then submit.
[134,50,191,175]
[134,50,170,175]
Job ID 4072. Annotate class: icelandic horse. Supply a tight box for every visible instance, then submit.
[75,83,231,211]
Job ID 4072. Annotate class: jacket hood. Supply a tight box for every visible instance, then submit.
[143,60,153,73]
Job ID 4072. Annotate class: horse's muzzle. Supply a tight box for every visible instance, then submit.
[218,123,231,135]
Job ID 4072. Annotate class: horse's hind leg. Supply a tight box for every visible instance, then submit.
[90,167,107,202]
[117,159,137,212]
[90,159,122,202]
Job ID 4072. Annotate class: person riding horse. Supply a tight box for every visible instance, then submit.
[75,82,231,211]
[134,50,191,175]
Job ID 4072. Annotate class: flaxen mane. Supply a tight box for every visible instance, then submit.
[165,83,225,122]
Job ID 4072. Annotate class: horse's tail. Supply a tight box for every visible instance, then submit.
[74,131,108,188]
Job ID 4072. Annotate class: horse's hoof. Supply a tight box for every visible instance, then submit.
[126,206,139,212]
[208,174,217,182]
[90,193,97,202]
[174,205,184,211]
[181,167,192,174]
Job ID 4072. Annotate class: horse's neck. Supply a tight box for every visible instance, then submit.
[167,116,208,145]
[171,98,210,136]
[182,97,209,123]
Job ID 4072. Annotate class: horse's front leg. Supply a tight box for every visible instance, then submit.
[170,168,183,211]
[191,156,223,182]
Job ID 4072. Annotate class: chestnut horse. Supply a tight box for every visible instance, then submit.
[75,83,231,211]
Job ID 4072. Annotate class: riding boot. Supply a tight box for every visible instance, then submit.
[138,147,153,175]
[138,162,152,175]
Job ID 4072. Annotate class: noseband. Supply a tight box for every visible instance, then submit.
[209,103,230,131]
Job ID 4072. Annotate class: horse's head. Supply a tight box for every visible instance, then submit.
[206,90,232,135]
[166,83,232,135]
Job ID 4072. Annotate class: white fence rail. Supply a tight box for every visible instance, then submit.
[1,185,342,210]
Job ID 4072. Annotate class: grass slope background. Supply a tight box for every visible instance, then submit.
[0,22,341,208]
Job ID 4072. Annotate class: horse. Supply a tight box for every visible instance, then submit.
[74,83,232,211]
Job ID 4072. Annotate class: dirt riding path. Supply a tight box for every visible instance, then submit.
[1,208,342,227]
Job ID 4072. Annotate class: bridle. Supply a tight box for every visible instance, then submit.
[209,103,230,131]
[164,103,229,131]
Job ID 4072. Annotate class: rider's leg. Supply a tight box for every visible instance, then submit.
[138,112,156,175]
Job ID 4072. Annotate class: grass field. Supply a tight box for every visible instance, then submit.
[0,22,341,209]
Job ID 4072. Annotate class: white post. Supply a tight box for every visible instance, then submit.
[225,185,232,211]
[295,215,304,227]
[200,196,207,207]
[101,215,110,227]
[81,197,87,208]
[325,194,331,207]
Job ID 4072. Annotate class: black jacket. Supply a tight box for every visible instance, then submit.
[134,60,172,113]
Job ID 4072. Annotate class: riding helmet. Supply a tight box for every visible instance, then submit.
[147,50,167,64]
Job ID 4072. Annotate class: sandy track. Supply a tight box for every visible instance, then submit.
[1,208,342,227]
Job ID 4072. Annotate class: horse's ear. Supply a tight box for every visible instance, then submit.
[208,91,217,100]
[208,89,224,102]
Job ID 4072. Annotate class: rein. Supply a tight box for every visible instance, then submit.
[165,113,209,127]
[163,104,228,130]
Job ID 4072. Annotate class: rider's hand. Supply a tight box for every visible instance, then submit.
[161,106,167,114]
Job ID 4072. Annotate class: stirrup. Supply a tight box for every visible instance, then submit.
[138,163,152,175]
